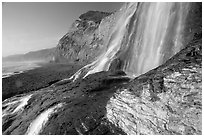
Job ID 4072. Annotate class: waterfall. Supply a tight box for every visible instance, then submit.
[70,2,190,80]
[2,94,32,117]
[26,103,64,135]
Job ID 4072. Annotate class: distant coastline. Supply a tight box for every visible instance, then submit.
[2,60,44,78]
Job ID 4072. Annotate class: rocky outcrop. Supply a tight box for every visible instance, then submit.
[2,37,202,135]
[106,38,202,134]
[55,11,114,64]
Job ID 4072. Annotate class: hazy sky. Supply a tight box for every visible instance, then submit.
[2,2,123,57]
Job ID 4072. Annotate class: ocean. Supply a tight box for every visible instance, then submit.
[2,61,41,78]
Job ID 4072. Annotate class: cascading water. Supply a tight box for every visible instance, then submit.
[2,2,200,135]
[70,2,190,80]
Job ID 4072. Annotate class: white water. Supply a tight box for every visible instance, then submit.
[69,2,190,80]
[2,94,32,117]
[26,103,64,135]
[2,71,24,78]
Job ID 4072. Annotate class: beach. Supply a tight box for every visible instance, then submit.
[2,62,82,101]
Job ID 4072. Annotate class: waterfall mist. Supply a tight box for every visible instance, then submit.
[70,2,190,80]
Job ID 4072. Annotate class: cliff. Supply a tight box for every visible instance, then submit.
[55,3,201,67]
[54,10,118,64]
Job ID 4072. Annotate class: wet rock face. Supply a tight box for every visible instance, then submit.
[106,39,202,135]
[55,11,113,64]
[2,71,130,135]
[2,38,201,135]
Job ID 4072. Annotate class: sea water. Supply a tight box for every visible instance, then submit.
[2,61,41,78]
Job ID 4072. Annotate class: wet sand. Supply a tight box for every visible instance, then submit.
[2,62,82,101]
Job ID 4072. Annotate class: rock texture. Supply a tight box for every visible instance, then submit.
[55,11,114,64]
[54,5,132,64]
[2,37,202,135]
[106,39,202,135]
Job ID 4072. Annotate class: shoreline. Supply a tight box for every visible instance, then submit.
[2,62,82,101]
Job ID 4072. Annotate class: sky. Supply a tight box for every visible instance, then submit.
[2,2,123,57]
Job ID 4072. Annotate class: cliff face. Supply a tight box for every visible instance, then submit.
[55,11,114,64]
[55,2,201,72]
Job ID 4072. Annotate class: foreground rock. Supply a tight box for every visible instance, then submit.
[106,38,202,134]
[2,38,201,135]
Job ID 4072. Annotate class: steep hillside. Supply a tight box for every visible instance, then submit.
[54,10,117,64]
[3,47,56,62]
